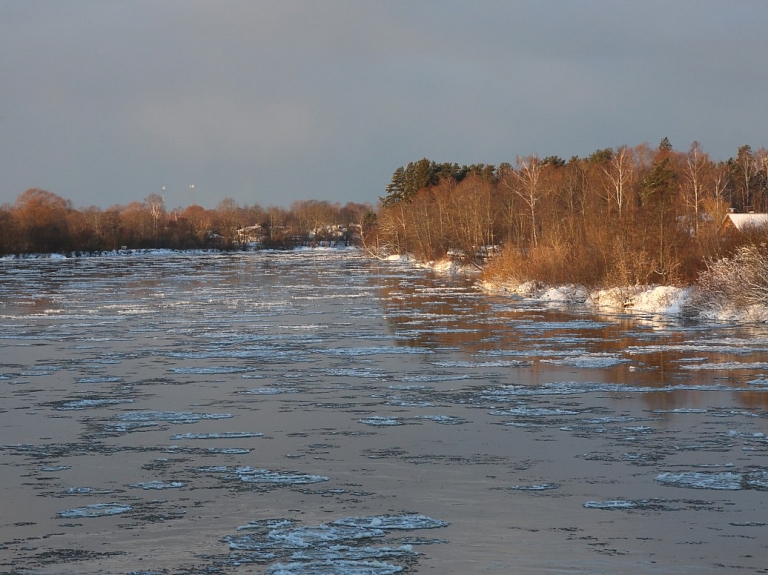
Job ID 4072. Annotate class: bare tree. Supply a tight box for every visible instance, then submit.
[601,145,634,217]
[680,141,711,234]
[13,188,72,252]
[214,198,243,247]
[144,193,166,240]
[180,205,214,245]
[508,155,543,246]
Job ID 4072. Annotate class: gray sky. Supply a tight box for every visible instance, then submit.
[1,0,766,211]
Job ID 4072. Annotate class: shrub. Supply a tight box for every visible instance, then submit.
[692,244,768,318]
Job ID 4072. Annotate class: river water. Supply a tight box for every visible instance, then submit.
[1,249,767,574]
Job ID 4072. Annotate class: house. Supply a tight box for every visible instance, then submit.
[236,224,265,244]
[719,213,768,236]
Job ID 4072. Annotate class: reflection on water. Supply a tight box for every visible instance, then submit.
[377,267,768,405]
[1,250,768,574]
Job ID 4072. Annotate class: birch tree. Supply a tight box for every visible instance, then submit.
[601,145,634,217]
[510,155,543,246]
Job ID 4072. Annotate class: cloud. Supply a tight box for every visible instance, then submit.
[1,1,767,209]
[126,94,318,162]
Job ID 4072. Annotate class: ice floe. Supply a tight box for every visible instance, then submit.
[57,503,132,518]
[655,468,768,490]
[226,513,446,574]
[359,417,404,427]
[197,466,329,485]
[129,481,185,490]
[116,411,233,424]
[506,483,560,491]
[170,432,264,439]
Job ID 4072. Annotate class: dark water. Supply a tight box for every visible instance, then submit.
[1,249,768,574]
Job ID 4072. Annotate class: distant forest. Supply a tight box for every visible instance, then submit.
[0,193,375,255]
[373,139,768,286]
[3,139,768,289]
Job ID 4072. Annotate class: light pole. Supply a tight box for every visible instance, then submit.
[189,184,195,206]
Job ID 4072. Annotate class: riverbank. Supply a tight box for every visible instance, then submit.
[416,254,768,323]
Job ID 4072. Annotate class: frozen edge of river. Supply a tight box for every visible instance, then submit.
[402,254,768,323]
[6,247,768,323]
[478,279,768,323]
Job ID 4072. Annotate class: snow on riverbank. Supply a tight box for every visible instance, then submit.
[388,253,768,323]
[479,278,768,323]
[479,279,691,314]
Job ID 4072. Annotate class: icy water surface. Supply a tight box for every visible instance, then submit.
[1,250,768,574]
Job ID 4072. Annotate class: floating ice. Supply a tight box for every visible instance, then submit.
[322,368,387,378]
[170,366,252,374]
[129,481,185,490]
[65,487,116,495]
[414,415,467,425]
[431,360,529,368]
[54,398,133,410]
[333,515,448,530]
[205,447,251,454]
[239,387,300,395]
[511,320,613,331]
[267,560,402,575]
[170,432,264,439]
[41,465,70,472]
[397,374,469,383]
[382,397,434,408]
[489,407,579,417]
[507,483,560,491]
[75,376,123,384]
[237,518,297,531]
[267,524,385,548]
[198,466,329,485]
[116,411,233,424]
[581,416,645,424]
[655,471,743,490]
[57,503,132,518]
[542,354,630,368]
[322,346,433,356]
[730,522,768,527]
[66,486,94,494]
[582,499,672,510]
[744,469,768,489]
[478,348,586,358]
[359,416,403,427]
[681,362,768,371]
[227,513,446,574]
[626,343,768,356]
[101,421,159,433]
[290,545,415,562]
[481,381,732,398]
[237,470,329,485]
[583,500,640,509]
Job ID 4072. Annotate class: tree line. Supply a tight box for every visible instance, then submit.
[0,191,374,255]
[370,140,768,286]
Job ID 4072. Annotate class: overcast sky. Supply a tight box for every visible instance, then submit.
[1,1,766,210]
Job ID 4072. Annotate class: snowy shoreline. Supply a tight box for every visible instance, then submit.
[481,276,768,324]
[405,255,768,324]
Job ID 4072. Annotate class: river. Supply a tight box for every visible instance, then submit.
[1,249,767,574]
